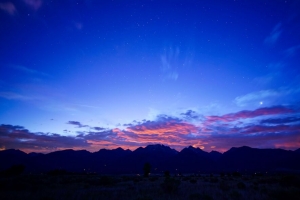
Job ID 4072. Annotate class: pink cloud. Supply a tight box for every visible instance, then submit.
[126,120,198,135]
[206,106,294,124]
[23,0,42,11]
[0,2,17,15]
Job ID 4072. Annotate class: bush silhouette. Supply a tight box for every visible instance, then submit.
[149,177,158,182]
[189,193,213,200]
[232,171,241,177]
[229,190,241,200]
[143,162,151,177]
[190,179,197,184]
[88,176,115,186]
[164,170,170,178]
[219,181,230,191]
[237,181,246,189]
[47,169,67,176]
[4,164,25,176]
[161,177,180,193]
[279,175,300,188]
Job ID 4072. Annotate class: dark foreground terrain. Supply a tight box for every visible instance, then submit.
[1,173,300,200]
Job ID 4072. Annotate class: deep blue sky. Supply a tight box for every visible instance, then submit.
[0,0,300,153]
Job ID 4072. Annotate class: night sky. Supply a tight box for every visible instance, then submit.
[1,0,300,153]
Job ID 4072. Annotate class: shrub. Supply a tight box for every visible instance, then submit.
[136,196,153,200]
[189,193,213,200]
[190,179,197,184]
[210,177,219,183]
[164,170,170,178]
[237,182,246,189]
[182,177,190,181]
[279,175,300,188]
[122,176,133,182]
[3,164,25,176]
[143,163,151,177]
[89,176,115,186]
[219,181,230,191]
[161,177,181,194]
[47,169,67,176]
[229,190,241,200]
[268,188,300,200]
[149,177,158,182]
[232,171,241,177]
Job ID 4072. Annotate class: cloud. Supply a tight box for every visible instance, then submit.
[285,44,300,57]
[126,119,198,135]
[67,121,89,128]
[93,127,106,131]
[0,124,89,153]
[205,106,295,124]
[72,104,101,109]
[180,110,203,120]
[0,2,17,15]
[12,65,50,77]
[241,124,300,135]
[253,72,280,86]
[234,87,300,107]
[23,0,43,11]
[261,116,300,124]
[0,92,34,101]
[160,46,180,81]
[264,23,282,45]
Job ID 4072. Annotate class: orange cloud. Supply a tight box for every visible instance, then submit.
[126,121,198,135]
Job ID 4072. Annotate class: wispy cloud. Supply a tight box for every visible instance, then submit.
[264,23,282,45]
[253,72,280,86]
[234,87,300,107]
[285,44,300,57]
[23,0,43,11]
[0,92,34,101]
[0,2,17,15]
[205,106,295,124]
[160,46,180,81]
[67,121,89,128]
[12,65,50,78]
[261,116,300,124]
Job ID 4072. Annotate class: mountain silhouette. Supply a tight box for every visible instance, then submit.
[1,144,300,174]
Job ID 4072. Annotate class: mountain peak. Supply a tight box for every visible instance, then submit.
[0,149,27,155]
[134,144,178,155]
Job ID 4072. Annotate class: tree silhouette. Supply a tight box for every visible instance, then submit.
[143,162,151,177]
[4,164,25,176]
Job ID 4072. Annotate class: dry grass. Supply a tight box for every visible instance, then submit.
[0,173,300,200]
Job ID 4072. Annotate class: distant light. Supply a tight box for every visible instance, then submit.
[260,101,263,105]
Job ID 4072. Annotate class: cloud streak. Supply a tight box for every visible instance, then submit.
[264,23,282,45]
[0,92,34,101]
[234,87,300,107]
[0,2,17,15]
[160,46,180,81]
[67,121,89,128]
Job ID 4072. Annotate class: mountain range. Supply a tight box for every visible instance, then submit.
[1,144,300,174]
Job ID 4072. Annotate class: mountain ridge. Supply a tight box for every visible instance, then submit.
[1,144,300,174]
